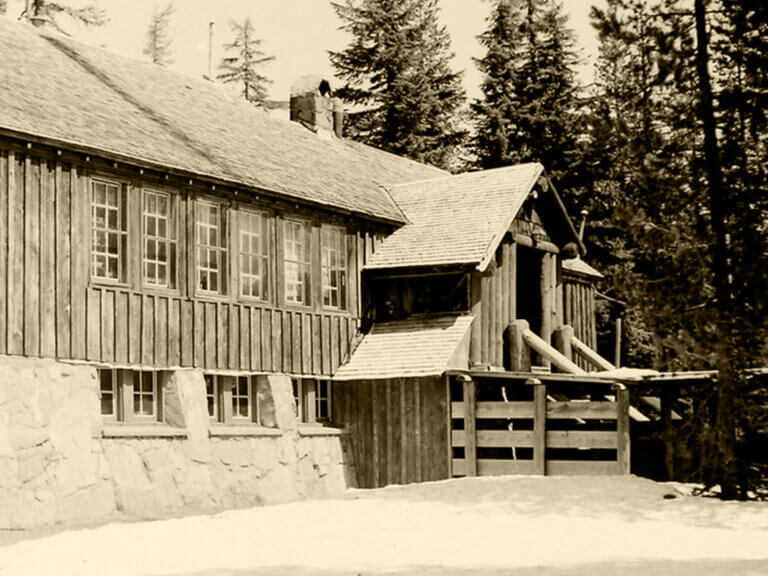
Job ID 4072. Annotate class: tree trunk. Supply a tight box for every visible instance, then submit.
[694,0,738,499]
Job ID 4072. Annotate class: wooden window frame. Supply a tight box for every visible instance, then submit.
[97,368,164,424]
[90,177,128,284]
[195,200,228,296]
[238,209,270,302]
[205,374,259,425]
[292,378,332,424]
[283,218,312,307]
[321,225,347,311]
[142,188,178,290]
[99,368,118,422]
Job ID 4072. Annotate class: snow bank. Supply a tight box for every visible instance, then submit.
[0,475,766,576]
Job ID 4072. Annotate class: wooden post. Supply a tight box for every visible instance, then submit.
[469,272,482,367]
[540,253,552,369]
[462,377,477,477]
[661,386,674,480]
[506,319,531,372]
[553,325,574,368]
[530,379,546,476]
[616,385,631,475]
[615,317,622,368]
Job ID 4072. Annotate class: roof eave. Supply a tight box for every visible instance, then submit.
[0,127,407,227]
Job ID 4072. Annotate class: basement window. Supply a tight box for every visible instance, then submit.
[204,374,260,424]
[292,378,332,424]
[97,368,165,423]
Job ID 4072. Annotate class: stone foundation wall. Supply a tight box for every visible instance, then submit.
[0,356,356,530]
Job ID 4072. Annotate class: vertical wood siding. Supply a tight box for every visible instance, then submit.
[332,376,450,488]
[563,277,597,371]
[0,146,379,375]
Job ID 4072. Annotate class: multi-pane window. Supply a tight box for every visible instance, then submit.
[133,371,157,418]
[100,369,117,419]
[239,210,269,300]
[321,226,347,309]
[233,377,253,420]
[315,379,331,421]
[205,374,259,424]
[97,369,163,423]
[205,374,219,420]
[284,220,311,305]
[292,378,332,424]
[196,201,227,294]
[91,179,127,282]
[143,190,177,289]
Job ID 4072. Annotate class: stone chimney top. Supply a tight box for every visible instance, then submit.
[290,75,344,138]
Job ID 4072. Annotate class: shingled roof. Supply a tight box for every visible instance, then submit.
[562,258,604,279]
[333,315,473,380]
[366,163,547,270]
[0,19,445,223]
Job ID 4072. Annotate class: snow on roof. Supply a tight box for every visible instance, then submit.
[333,314,473,380]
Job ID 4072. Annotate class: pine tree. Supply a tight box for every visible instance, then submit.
[23,0,108,28]
[329,0,466,169]
[472,0,581,185]
[217,18,274,106]
[143,2,175,67]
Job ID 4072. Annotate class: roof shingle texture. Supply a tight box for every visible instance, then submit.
[366,163,544,269]
[333,314,473,380]
[0,20,445,222]
[562,258,603,279]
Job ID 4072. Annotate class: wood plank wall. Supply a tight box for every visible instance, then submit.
[332,376,450,488]
[563,276,598,371]
[0,145,386,375]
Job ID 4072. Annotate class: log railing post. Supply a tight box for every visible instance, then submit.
[462,376,477,477]
[529,378,546,476]
[661,385,674,480]
[615,384,631,475]
[506,319,531,372]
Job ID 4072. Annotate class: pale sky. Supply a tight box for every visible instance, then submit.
[3,0,604,101]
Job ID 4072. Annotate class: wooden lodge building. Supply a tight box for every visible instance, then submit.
[0,19,626,528]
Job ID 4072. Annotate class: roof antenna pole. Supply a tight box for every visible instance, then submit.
[207,21,214,81]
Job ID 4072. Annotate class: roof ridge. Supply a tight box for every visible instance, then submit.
[387,162,544,190]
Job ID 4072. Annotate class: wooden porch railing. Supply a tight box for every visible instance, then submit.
[449,372,630,477]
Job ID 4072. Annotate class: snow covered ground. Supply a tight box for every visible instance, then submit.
[1,475,767,576]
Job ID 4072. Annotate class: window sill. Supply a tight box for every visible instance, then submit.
[102,424,187,438]
[209,425,283,437]
[297,425,346,437]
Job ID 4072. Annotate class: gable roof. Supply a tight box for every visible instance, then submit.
[0,19,445,223]
[333,315,473,380]
[562,258,604,279]
[366,163,551,271]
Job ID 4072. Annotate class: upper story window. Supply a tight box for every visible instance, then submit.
[143,189,177,289]
[284,219,311,306]
[321,225,347,310]
[91,178,127,282]
[196,201,228,295]
[239,210,269,301]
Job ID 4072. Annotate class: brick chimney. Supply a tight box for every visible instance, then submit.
[290,75,343,138]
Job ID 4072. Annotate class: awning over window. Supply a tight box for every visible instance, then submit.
[333,314,474,381]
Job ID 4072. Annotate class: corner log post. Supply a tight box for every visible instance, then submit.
[553,325,574,370]
[506,319,531,372]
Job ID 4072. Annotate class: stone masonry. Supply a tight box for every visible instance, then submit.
[0,357,356,529]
